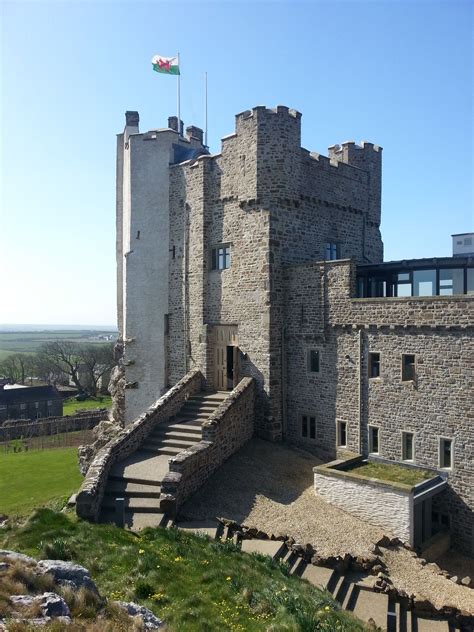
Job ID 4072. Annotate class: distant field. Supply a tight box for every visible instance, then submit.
[0,329,117,359]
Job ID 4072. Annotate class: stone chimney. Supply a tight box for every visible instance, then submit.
[168,116,184,136]
[186,125,204,144]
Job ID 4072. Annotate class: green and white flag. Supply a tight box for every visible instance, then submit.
[151,55,180,75]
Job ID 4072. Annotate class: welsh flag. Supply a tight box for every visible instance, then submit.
[152,55,180,75]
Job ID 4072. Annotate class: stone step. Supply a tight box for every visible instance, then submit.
[301,565,336,591]
[281,548,301,574]
[108,474,164,487]
[240,539,287,560]
[146,437,198,450]
[179,411,212,420]
[412,614,450,632]
[159,421,202,433]
[182,401,221,411]
[101,496,162,512]
[99,509,172,531]
[104,480,161,497]
[175,521,221,539]
[350,586,389,631]
[150,429,202,442]
[141,445,184,456]
[188,392,227,403]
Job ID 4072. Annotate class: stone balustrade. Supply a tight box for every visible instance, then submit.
[76,369,203,521]
[160,377,255,516]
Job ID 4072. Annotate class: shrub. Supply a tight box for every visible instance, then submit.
[40,537,74,561]
[134,579,154,600]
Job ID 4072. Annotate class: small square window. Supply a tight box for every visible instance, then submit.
[402,432,414,461]
[47,400,52,407]
[211,244,231,271]
[369,426,380,454]
[368,352,380,378]
[337,421,347,447]
[20,403,27,410]
[402,354,416,382]
[34,402,40,409]
[307,349,320,373]
[439,438,453,469]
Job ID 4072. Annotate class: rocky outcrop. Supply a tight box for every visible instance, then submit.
[116,601,163,629]
[37,559,99,594]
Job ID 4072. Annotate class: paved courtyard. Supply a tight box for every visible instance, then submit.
[181,439,474,614]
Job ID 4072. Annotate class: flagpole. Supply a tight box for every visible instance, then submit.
[177,52,181,136]
[205,71,208,147]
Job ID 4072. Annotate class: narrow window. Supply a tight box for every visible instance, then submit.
[402,432,414,461]
[47,400,52,407]
[325,242,339,260]
[402,354,416,381]
[309,416,316,440]
[35,402,39,409]
[368,352,380,378]
[301,415,308,438]
[307,349,320,373]
[369,426,379,453]
[396,272,412,297]
[439,438,453,469]
[337,421,347,447]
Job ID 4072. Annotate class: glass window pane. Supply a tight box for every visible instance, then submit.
[309,417,316,439]
[398,273,410,281]
[397,283,412,297]
[413,269,436,296]
[467,268,474,294]
[225,249,231,269]
[439,269,464,296]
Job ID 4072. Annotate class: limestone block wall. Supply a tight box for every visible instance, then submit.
[160,377,255,514]
[314,465,413,544]
[76,370,202,522]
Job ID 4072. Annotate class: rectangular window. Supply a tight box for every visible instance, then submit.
[439,269,464,296]
[301,414,316,440]
[0,405,6,411]
[325,242,339,260]
[413,269,436,296]
[368,352,380,378]
[369,426,379,453]
[47,400,53,407]
[34,402,39,409]
[396,272,412,297]
[211,244,231,271]
[307,349,320,373]
[20,403,27,410]
[439,438,453,469]
[337,421,347,447]
[36,412,42,419]
[402,354,416,382]
[402,432,414,461]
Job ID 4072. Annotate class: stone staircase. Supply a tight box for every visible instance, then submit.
[99,392,227,528]
[171,520,462,632]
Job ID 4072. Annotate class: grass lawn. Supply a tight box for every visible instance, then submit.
[349,461,433,486]
[0,449,82,516]
[63,396,112,416]
[1,509,368,632]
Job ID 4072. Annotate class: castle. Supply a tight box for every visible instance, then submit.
[114,106,473,555]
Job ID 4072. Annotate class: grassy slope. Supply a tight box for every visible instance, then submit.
[2,509,368,632]
[62,396,112,416]
[0,449,82,516]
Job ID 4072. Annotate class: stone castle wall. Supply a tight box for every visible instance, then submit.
[167,107,383,440]
[284,259,474,554]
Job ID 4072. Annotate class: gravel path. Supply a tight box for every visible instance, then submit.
[182,438,474,614]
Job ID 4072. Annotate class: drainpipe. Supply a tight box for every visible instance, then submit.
[358,328,364,455]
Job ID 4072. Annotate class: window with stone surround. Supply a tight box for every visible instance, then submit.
[210,244,231,271]
[401,354,416,382]
[439,438,453,469]
[369,426,380,454]
[301,414,316,441]
[307,349,320,374]
[325,242,340,261]
[402,431,414,461]
[368,352,380,378]
[337,420,347,447]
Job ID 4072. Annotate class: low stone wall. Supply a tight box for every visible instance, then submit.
[160,377,255,515]
[76,369,203,521]
[0,411,107,442]
[314,459,414,545]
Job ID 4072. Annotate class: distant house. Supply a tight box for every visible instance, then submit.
[0,386,63,423]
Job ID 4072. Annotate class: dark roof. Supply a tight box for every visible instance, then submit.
[0,386,61,405]
[358,255,473,272]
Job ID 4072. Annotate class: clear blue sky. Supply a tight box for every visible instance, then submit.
[1,0,472,327]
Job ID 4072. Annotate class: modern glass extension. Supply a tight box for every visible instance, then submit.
[356,257,474,298]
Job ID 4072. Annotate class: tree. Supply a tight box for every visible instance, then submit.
[0,353,36,384]
[37,341,85,392]
[78,344,115,396]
